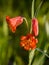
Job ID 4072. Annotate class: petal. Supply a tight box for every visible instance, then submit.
[10,16,23,27]
[20,42,25,47]
[24,45,30,50]
[6,16,10,23]
[26,34,33,39]
[30,41,36,49]
[35,38,38,43]
[20,36,27,41]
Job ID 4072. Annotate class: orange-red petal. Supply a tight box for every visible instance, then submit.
[20,34,38,50]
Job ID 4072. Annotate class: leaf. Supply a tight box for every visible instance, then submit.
[32,55,45,65]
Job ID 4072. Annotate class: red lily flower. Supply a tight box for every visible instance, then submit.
[32,18,39,36]
[20,34,38,50]
[6,16,23,33]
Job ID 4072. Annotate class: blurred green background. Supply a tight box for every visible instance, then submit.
[0,0,49,65]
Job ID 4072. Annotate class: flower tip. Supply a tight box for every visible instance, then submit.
[10,26,16,33]
[11,29,15,33]
[6,16,10,22]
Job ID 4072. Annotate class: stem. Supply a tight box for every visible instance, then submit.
[30,20,32,34]
[28,49,35,65]
[35,0,43,17]
[32,0,34,18]
[28,0,35,65]
[23,17,29,31]
[28,19,36,65]
[36,48,49,58]
[23,17,28,28]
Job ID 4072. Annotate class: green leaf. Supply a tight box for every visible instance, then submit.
[32,55,45,65]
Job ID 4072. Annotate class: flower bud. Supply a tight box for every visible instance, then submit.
[32,18,39,36]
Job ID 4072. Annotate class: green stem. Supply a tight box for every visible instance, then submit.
[36,48,49,58]
[28,0,35,65]
[28,49,35,65]
[32,0,34,18]
[30,20,32,34]
[23,17,29,32]
[35,0,43,17]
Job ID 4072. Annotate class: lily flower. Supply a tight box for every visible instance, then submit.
[20,34,38,50]
[6,16,23,33]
